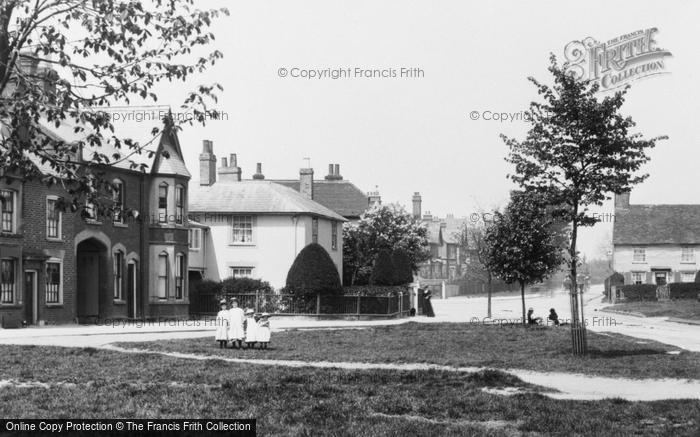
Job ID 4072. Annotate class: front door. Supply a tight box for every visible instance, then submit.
[127,262,136,318]
[77,252,100,320]
[655,272,668,285]
[24,270,38,324]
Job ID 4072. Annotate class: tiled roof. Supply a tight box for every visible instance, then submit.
[423,217,466,245]
[189,181,347,221]
[614,204,700,245]
[270,180,369,218]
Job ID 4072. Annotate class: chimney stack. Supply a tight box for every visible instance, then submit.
[412,192,422,219]
[199,140,217,186]
[325,163,343,181]
[368,187,381,208]
[300,168,314,199]
[218,153,241,182]
[614,191,630,209]
[253,162,265,180]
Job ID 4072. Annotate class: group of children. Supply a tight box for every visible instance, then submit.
[214,298,271,349]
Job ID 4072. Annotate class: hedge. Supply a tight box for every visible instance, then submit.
[286,243,342,296]
[668,283,700,300]
[342,285,409,297]
[618,284,658,301]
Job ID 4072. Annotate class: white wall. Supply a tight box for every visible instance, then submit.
[201,214,342,289]
[613,245,699,283]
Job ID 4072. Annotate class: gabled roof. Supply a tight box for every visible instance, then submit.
[33,108,190,178]
[189,181,347,222]
[614,204,700,245]
[423,217,466,245]
[270,179,368,218]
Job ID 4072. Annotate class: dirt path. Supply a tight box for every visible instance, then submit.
[102,344,700,401]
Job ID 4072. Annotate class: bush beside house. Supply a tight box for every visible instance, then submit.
[285,243,343,296]
[370,250,396,286]
[668,283,700,300]
[618,284,658,301]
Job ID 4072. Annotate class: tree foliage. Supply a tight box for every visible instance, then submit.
[390,248,414,285]
[484,191,564,324]
[0,0,228,212]
[286,243,342,296]
[370,250,395,286]
[343,204,429,286]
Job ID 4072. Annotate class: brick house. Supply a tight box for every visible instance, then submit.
[0,117,191,327]
[613,192,700,285]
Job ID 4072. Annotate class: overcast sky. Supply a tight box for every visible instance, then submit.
[128,0,698,258]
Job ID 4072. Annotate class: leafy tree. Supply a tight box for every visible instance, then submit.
[221,277,273,294]
[484,191,564,325]
[0,0,228,213]
[501,55,665,351]
[455,221,495,317]
[370,250,395,286]
[343,204,429,286]
[286,243,342,296]
[391,248,414,285]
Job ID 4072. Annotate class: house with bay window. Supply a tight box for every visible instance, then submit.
[612,192,700,285]
[188,141,346,288]
[0,114,192,327]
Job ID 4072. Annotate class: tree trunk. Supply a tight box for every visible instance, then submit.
[569,203,587,355]
[487,272,493,318]
[520,280,526,326]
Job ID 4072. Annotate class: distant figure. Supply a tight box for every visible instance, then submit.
[409,308,416,317]
[214,300,229,349]
[527,308,542,325]
[227,298,245,349]
[257,313,271,350]
[548,308,560,326]
[423,288,435,318]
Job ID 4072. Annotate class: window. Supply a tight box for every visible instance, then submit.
[175,253,185,299]
[631,272,644,285]
[331,222,338,250]
[158,183,168,223]
[175,185,185,224]
[0,190,15,233]
[633,248,646,263]
[46,197,62,239]
[0,259,15,303]
[312,217,318,244]
[157,252,168,299]
[681,247,695,263]
[85,201,98,220]
[113,251,124,300]
[230,216,253,244]
[681,272,696,283]
[113,180,125,224]
[46,262,61,304]
[229,267,253,278]
[188,228,201,250]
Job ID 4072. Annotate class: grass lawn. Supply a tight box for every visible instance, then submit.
[603,300,700,321]
[1,345,699,436]
[118,322,700,380]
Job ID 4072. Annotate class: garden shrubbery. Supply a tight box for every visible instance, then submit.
[668,282,700,300]
[286,243,343,296]
[619,284,658,301]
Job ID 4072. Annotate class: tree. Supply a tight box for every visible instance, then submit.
[484,191,563,325]
[370,250,395,286]
[286,243,342,296]
[343,204,429,285]
[501,55,665,352]
[391,248,414,285]
[455,221,495,318]
[0,0,228,213]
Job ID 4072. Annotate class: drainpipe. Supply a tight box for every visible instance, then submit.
[140,173,147,319]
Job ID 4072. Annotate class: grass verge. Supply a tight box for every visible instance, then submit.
[603,300,700,321]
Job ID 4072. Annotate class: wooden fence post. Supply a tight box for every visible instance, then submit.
[316,293,321,317]
[356,295,361,318]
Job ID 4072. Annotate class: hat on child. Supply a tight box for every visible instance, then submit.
[245,309,254,315]
[219,299,227,305]
[261,312,270,317]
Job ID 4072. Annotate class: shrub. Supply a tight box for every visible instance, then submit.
[391,248,414,285]
[370,250,396,286]
[618,284,658,301]
[221,277,273,294]
[343,285,409,297]
[695,271,700,283]
[286,243,342,296]
[189,279,222,298]
[668,282,700,300]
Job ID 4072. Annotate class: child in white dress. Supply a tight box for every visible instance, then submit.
[227,299,246,349]
[214,300,229,349]
[244,309,258,349]
[257,313,271,350]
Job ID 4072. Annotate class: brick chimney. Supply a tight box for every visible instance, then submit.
[412,192,422,219]
[218,153,241,182]
[324,163,343,181]
[614,191,630,209]
[368,187,381,208]
[253,163,265,180]
[199,140,217,186]
[300,168,314,199]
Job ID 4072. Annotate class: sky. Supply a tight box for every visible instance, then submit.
[101,1,700,258]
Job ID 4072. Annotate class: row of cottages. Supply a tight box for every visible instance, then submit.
[613,192,700,285]
[411,193,463,281]
[0,116,191,327]
[187,141,368,289]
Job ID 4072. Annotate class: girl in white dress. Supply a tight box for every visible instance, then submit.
[244,309,258,349]
[257,313,271,350]
[214,300,229,349]
[227,299,246,349]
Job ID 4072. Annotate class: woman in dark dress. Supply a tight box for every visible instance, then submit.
[423,288,435,317]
